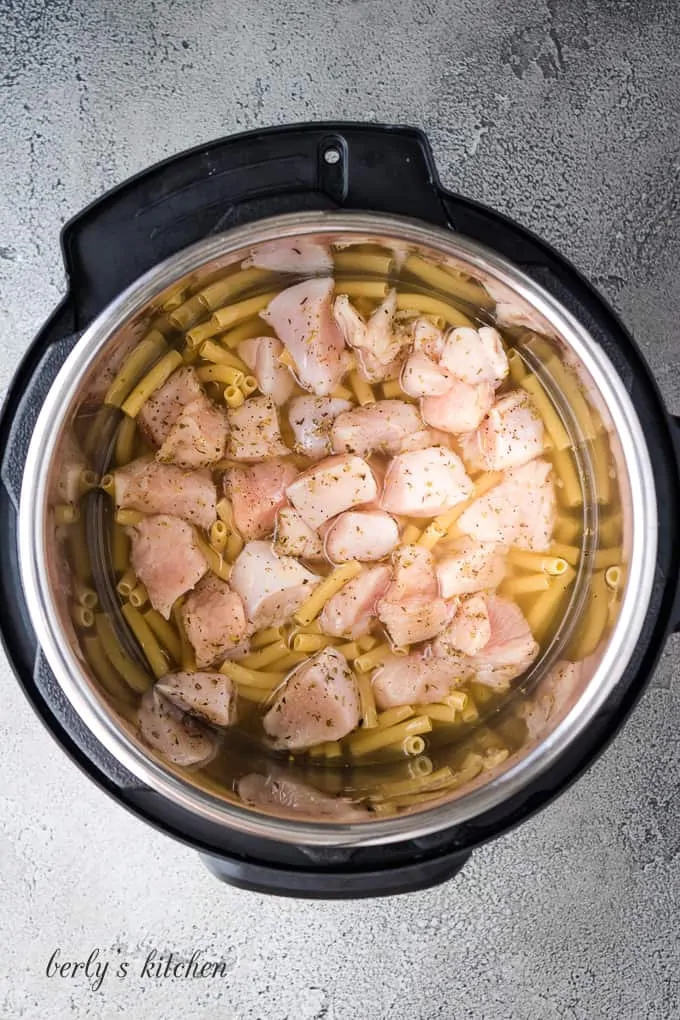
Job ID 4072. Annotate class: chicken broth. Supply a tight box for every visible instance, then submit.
[56,237,623,817]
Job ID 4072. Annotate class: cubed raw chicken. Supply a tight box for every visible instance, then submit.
[225,459,298,540]
[372,653,458,710]
[229,541,320,628]
[287,395,352,459]
[261,278,350,396]
[333,290,408,382]
[380,446,473,518]
[324,510,399,563]
[436,537,507,599]
[181,575,248,667]
[457,459,555,551]
[263,647,360,750]
[156,670,237,727]
[519,661,583,741]
[331,400,422,458]
[421,379,495,434]
[399,428,452,453]
[243,238,332,274]
[286,454,378,530]
[274,508,323,559]
[238,336,295,406]
[114,456,216,530]
[137,688,217,767]
[412,317,446,359]
[464,391,545,473]
[138,366,203,446]
[226,395,288,461]
[438,594,491,656]
[157,396,229,469]
[237,771,368,820]
[484,278,557,336]
[401,350,453,397]
[377,545,453,646]
[388,545,439,601]
[471,595,538,688]
[320,564,392,639]
[439,326,508,388]
[128,514,208,618]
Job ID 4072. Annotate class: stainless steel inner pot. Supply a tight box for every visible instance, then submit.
[18,212,658,847]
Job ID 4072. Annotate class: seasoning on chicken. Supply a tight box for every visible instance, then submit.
[114,456,216,530]
[261,278,350,396]
[243,238,332,275]
[274,508,323,559]
[331,400,422,458]
[287,395,352,459]
[156,669,237,727]
[224,459,298,540]
[470,594,539,688]
[319,564,391,638]
[157,396,229,469]
[181,575,248,668]
[439,326,508,388]
[372,653,458,710]
[237,771,368,820]
[226,395,288,461]
[412,317,446,359]
[399,428,452,453]
[286,454,378,530]
[436,537,507,599]
[238,336,295,406]
[263,647,360,750]
[457,458,555,551]
[437,594,491,656]
[137,688,217,767]
[333,290,408,382]
[380,446,473,518]
[461,391,545,473]
[377,546,453,647]
[401,350,453,397]
[128,514,208,618]
[421,378,495,434]
[138,366,204,446]
[324,510,400,563]
[229,540,320,629]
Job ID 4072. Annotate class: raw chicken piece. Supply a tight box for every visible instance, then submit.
[238,336,295,406]
[224,459,297,540]
[181,575,248,667]
[377,545,453,647]
[421,379,495,434]
[436,537,507,598]
[471,595,538,688]
[465,391,544,473]
[438,595,491,656]
[237,771,368,820]
[439,326,508,388]
[412,317,446,360]
[138,367,203,446]
[519,661,583,742]
[156,670,237,727]
[263,647,360,750]
[261,278,350,396]
[324,510,399,563]
[274,508,323,559]
[229,541,320,628]
[287,395,352,459]
[243,238,332,275]
[114,456,216,530]
[50,431,86,505]
[401,350,453,397]
[484,279,557,337]
[157,396,228,469]
[137,688,216,767]
[286,454,378,529]
[457,459,555,551]
[319,564,391,639]
[333,290,408,382]
[331,400,421,458]
[226,395,288,461]
[381,447,473,518]
[399,428,452,453]
[372,654,459,710]
[128,514,208,618]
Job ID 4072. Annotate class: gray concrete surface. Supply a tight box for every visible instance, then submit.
[1,1,679,1018]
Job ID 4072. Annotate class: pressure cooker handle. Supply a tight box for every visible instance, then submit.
[671,415,680,634]
[199,848,471,898]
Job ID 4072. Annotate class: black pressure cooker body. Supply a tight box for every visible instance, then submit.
[1,123,678,898]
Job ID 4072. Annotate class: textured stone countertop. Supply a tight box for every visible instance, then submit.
[1,2,679,1018]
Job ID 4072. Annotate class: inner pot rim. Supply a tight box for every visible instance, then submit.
[18,210,658,848]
